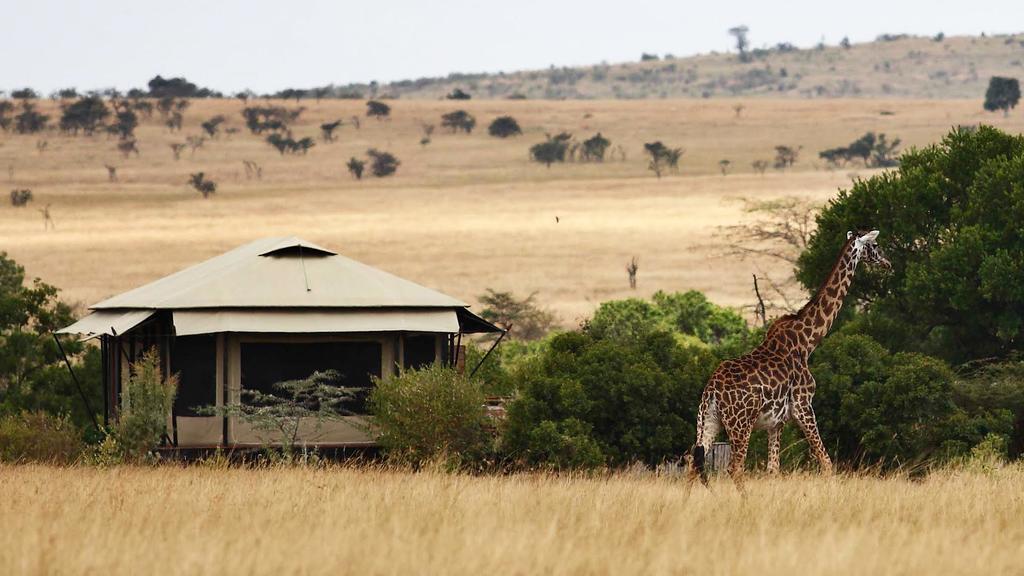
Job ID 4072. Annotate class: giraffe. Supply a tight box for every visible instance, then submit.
[690,230,891,484]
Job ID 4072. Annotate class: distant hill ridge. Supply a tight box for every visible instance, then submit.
[341,33,1024,100]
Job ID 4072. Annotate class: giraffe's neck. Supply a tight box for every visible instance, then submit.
[796,238,861,350]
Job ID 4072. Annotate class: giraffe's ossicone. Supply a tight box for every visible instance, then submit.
[690,230,891,484]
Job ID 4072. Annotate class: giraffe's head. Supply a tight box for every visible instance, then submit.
[847,230,891,270]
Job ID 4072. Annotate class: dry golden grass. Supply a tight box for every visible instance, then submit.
[2,464,1023,575]
[1,98,1022,323]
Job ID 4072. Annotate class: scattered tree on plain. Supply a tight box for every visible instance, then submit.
[58,96,110,135]
[719,159,731,175]
[530,133,572,167]
[14,102,48,134]
[488,116,522,138]
[643,141,683,178]
[752,159,769,175]
[188,172,216,198]
[446,88,472,100]
[420,122,435,145]
[347,157,365,180]
[441,110,476,133]
[200,115,227,138]
[320,120,343,142]
[580,133,611,162]
[729,25,751,62]
[105,165,117,182]
[626,257,639,289]
[984,76,1021,117]
[366,100,391,120]
[186,135,206,156]
[773,145,800,169]
[367,149,400,177]
[819,132,901,168]
[9,189,32,207]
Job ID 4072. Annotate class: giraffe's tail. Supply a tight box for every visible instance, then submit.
[690,390,718,485]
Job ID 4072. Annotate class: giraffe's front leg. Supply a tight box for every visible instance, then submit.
[766,424,783,474]
[792,396,833,475]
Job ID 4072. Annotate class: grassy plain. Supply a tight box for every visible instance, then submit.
[2,464,1023,576]
[1,98,1021,323]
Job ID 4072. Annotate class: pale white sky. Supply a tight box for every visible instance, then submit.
[3,0,1021,94]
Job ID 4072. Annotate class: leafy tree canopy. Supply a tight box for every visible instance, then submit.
[796,125,1024,363]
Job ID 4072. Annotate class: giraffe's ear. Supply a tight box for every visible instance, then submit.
[847,231,854,240]
[860,230,880,243]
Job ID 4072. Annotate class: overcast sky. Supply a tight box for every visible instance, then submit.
[3,0,1021,94]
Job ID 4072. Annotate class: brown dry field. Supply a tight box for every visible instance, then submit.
[1,99,1021,322]
[3,464,1024,576]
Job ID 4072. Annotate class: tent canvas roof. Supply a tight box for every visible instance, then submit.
[91,236,467,310]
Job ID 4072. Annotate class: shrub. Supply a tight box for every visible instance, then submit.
[59,96,110,135]
[446,88,472,100]
[366,100,391,120]
[488,116,522,138]
[368,365,492,469]
[809,332,978,467]
[9,189,32,206]
[367,149,400,177]
[502,331,718,469]
[111,349,178,461]
[347,157,365,180]
[0,411,82,464]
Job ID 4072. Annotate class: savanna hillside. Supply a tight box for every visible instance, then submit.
[2,97,1022,325]
[339,33,1024,100]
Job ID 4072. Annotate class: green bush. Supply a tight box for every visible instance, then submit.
[502,331,717,469]
[0,411,83,464]
[587,290,749,348]
[111,349,178,461]
[368,365,492,469]
[809,331,991,467]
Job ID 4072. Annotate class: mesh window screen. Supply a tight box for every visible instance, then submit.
[171,335,217,416]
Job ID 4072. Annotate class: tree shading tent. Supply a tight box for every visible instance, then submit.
[58,237,501,448]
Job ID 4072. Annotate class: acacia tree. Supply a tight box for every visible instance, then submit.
[478,289,555,340]
[441,110,476,133]
[643,141,683,177]
[530,133,572,167]
[188,172,217,198]
[581,133,611,162]
[59,96,110,135]
[201,115,226,138]
[320,120,343,142]
[984,77,1021,117]
[773,145,799,169]
[14,102,48,134]
[729,25,751,62]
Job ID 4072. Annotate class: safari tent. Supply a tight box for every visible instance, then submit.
[58,236,501,449]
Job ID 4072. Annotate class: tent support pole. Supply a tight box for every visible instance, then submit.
[468,330,507,380]
[53,334,100,432]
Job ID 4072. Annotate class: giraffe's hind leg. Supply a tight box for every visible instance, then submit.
[724,415,755,485]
